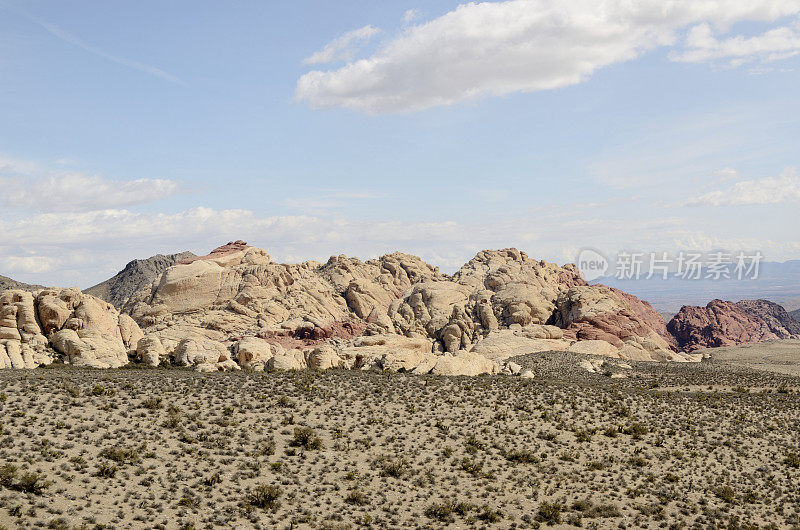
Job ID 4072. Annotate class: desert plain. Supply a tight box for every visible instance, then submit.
[1,343,798,530]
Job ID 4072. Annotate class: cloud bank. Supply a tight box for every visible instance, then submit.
[685,167,800,206]
[296,0,800,114]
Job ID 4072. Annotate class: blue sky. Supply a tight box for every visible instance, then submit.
[1,0,800,287]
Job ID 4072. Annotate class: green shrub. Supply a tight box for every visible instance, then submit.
[537,501,563,524]
[246,484,281,510]
[289,427,322,450]
[15,471,50,494]
[0,464,17,487]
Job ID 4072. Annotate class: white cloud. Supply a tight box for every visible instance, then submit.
[282,189,388,212]
[0,256,56,274]
[0,155,180,212]
[402,9,420,24]
[0,173,179,212]
[303,25,380,65]
[684,167,800,206]
[2,202,798,288]
[715,167,740,181]
[296,0,800,114]
[671,19,800,66]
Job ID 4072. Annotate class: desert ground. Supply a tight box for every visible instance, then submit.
[1,347,799,529]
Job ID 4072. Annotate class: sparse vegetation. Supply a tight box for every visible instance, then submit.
[0,352,797,527]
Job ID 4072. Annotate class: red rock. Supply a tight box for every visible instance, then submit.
[607,287,679,349]
[667,299,778,352]
[177,241,250,265]
[735,299,800,339]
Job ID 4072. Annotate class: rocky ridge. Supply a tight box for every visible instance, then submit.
[0,274,45,293]
[13,242,772,373]
[0,288,142,369]
[84,251,196,309]
[667,299,800,352]
[117,242,697,374]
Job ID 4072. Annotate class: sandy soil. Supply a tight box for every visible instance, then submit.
[697,339,800,376]
[0,351,798,529]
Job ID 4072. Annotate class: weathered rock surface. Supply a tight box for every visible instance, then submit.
[668,299,779,352]
[118,243,692,374]
[85,251,195,309]
[0,288,142,368]
[735,299,800,339]
[0,275,45,293]
[3,243,733,373]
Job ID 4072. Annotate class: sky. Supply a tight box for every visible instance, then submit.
[1,0,800,288]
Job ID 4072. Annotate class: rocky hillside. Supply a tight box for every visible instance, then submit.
[116,241,697,375]
[736,299,800,338]
[791,308,800,323]
[7,242,799,374]
[667,299,800,352]
[1,288,142,369]
[84,251,195,309]
[0,274,45,293]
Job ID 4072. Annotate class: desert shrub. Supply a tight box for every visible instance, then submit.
[715,485,736,504]
[424,501,457,522]
[476,505,502,522]
[785,452,800,469]
[504,449,539,464]
[96,462,117,478]
[246,484,281,510]
[377,456,409,478]
[344,490,369,506]
[289,427,322,450]
[537,501,563,524]
[100,446,140,464]
[0,465,17,487]
[15,471,50,494]
[141,397,163,410]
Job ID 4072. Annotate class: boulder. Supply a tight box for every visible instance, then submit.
[567,340,621,358]
[307,344,343,370]
[268,349,307,370]
[173,338,231,367]
[234,337,273,371]
[51,329,128,368]
[470,329,570,360]
[430,350,498,376]
[136,336,166,367]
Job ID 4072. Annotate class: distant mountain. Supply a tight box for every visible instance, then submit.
[791,308,800,323]
[84,252,195,309]
[594,260,800,313]
[0,274,45,293]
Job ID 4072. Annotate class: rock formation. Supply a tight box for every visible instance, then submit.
[735,299,800,338]
[0,274,45,293]
[84,251,195,309]
[0,288,143,369]
[2,242,718,374]
[116,243,698,373]
[667,299,784,352]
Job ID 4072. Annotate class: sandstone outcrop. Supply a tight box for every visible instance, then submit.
[118,243,693,374]
[2,243,722,373]
[85,251,195,309]
[734,299,800,339]
[668,300,778,352]
[0,288,143,368]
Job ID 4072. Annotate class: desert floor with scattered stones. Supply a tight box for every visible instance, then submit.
[1,347,799,529]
